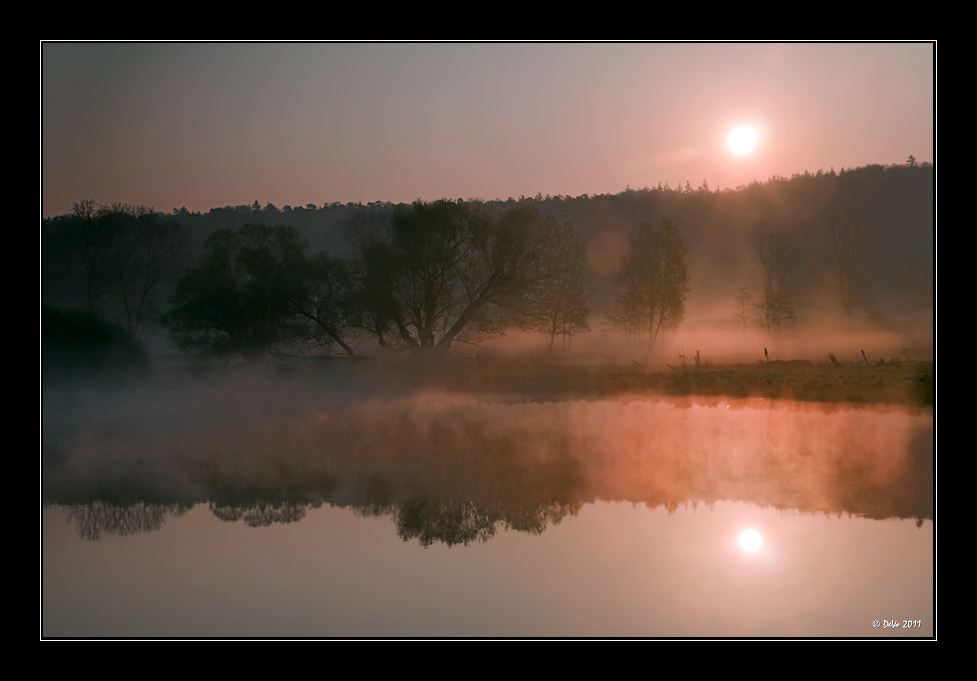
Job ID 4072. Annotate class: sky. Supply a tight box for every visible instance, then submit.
[41,42,934,217]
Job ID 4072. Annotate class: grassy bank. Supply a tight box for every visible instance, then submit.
[354,357,935,407]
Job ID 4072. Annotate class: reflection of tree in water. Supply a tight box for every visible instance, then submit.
[394,499,580,548]
[828,420,933,527]
[209,501,307,527]
[62,501,192,541]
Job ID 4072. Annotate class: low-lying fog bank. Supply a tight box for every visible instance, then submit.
[43,366,933,544]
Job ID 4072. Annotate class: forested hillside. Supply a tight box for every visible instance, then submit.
[42,161,933,361]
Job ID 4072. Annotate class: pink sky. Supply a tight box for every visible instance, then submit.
[41,43,934,217]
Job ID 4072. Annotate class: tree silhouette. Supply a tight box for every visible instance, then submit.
[755,233,798,333]
[518,218,590,352]
[289,252,362,356]
[819,217,879,318]
[734,287,753,334]
[358,200,571,357]
[51,200,123,313]
[110,210,191,332]
[607,217,689,349]
[50,201,190,331]
[163,224,309,358]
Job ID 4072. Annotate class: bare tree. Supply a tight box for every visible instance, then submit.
[51,201,190,331]
[756,233,798,333]
[51,200,120,313]
[733,287,753,334]
[819,217,879,318]
[110,208,191,332]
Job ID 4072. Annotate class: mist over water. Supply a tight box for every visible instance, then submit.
[43,366,932,534]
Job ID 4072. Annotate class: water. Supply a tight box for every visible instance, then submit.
[41,375,934,637]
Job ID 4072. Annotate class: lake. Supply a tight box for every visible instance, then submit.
[41,369,934,637]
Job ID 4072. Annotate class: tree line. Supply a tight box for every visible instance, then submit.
[45,200,191,333]
[159,200,596,359]
[152,162,931,312]
[44,197,693,362]
[43,196,877,363]
[45,160,931,364]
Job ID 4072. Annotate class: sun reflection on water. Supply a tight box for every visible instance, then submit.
[739,529,762,552]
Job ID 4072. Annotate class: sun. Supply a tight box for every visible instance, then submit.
[739,529,762,552]
[728,126,758,155]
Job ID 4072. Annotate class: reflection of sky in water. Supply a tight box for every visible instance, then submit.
[43,500,931,637]
[42,386,933,636]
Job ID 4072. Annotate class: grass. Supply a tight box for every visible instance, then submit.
[347,357,935,407]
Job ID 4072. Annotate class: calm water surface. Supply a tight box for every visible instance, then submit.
[42,374,934,637]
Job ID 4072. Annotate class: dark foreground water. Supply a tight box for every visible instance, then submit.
[42,373,934,637]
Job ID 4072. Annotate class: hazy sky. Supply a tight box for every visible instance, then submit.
[41,42,934,217]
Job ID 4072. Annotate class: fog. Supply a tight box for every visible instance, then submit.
[43,362,932,544]
[470,313,933,369]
